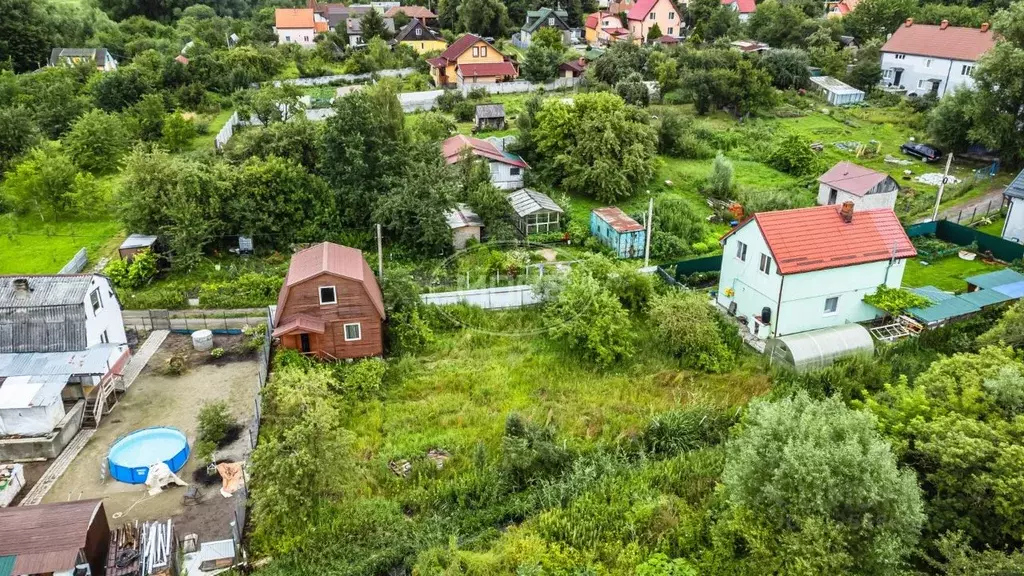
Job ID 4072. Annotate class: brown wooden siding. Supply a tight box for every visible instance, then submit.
[277,273,383,359]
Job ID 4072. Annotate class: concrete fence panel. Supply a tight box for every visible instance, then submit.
[420,285,539,309]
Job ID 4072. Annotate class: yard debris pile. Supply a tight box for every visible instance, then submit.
[834,141,861,152]
[885,155,913,165]
[427,449,450,469]
[915,173,962,186]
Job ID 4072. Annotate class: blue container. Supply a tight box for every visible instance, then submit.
[108,427,190,484]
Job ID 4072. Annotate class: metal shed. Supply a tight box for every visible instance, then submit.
[118,234,158,261]
[809,76,865,106]
[765,323,874,372]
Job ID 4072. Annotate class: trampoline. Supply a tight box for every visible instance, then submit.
[108,427,190,484]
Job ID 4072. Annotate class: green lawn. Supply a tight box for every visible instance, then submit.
[975,214,1007,237]
[0,214,122,274]
[188,108,236,150]
[902,255,1004,293]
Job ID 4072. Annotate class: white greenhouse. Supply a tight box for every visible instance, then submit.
[809,76,865,106]
[764,323,874,372]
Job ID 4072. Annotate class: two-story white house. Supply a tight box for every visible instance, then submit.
[716,203,916,338]
[880,19,996,98]
[442,134,528,190]
[1001,169,1024,244]
[817,161,900,210]
[274,8,328,46]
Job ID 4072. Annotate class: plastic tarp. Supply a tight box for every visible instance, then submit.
[215,462,245,498]
[145,462,188,496]
[0,464,24,507]
[765,324,874,372]
[0,376,65,436]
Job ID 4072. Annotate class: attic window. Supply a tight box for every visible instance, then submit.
[319,286,337,305]
[90,289,102,313]
[415,28,422,36]
[548,17,555,25]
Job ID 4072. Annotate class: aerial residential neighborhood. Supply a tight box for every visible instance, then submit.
[4,0,1024,572]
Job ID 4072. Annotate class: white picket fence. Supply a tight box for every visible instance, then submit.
[420,285,539,309]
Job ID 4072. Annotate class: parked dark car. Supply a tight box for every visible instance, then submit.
[901,142,943,162]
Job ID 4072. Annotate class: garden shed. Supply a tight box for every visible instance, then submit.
[507,189,563,235]
[118,234,158,261]
[474,104,506,130]
[764,323,874,372]
[809,76,865,106]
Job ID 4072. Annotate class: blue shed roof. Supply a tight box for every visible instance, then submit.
[965,269,1024,290]
[908,285,955,303]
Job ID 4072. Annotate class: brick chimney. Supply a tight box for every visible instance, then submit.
[904,18,913,27]
[940,19,949,30]
[840,201,855,223]
[981,22,990,33]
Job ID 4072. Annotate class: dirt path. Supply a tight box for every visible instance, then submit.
[41,338,257,541]
[920,186,1005,223]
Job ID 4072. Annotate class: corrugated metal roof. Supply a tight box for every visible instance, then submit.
[966,269,1024,290]
[818,161,893,197]
[0,555,14,576]
[507,189,564,217]
[0,276,92,308]
[1004,169,1024,200]
[445,204,484,229]
[908,285,955,302]
[0,344,124,378]
[475,104,505,119]
[12,549,82,575]
[0,305,88,353]
[593,207,644,233]
[0,500,102,557]
[960,288,1013,307]
[275,242,385,323]
[119,234,158,250]
[909,297,981,324]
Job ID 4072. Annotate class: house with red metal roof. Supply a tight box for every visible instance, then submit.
[721,0,756,22]
[817,161,900,210]
[274,8,329,46]
[626,0,682,43]
[427,34,518,87]
[590,207,646,258]
[716,203,916,338]
[273,242,385,360]
[442,135,529,190]
[880,18,996,97]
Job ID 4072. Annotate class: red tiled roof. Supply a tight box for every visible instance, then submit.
[606,27,630,36]
[275,8,315,28]
[435,33,486,65]
[721,0,755,13]
[426,56,447,68]
[626,0,657,21]
[458,61,517,79]
[585,12,600,28]
[818,161,893,197]
[385,5,436,18]
[594,207,644,233]
[174,54,189,64]
[442,134,529,168]
[275,242,385,322]
[559,58,587,72]
[721,205,916,275]
[881,21,996,61]
[272,314,326,337]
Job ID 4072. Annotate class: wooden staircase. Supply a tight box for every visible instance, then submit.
[83,376,120,428]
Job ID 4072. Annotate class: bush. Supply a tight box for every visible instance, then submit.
[649,291,734,372]
[615,72,650,107]
[435,90,465,113]
[121,288,189,310]
[706,152,733,197]
[197,401,237,446]
[452,101,476,122]
[639,406,736,456]
[547,272,634,366]
[657,111,716,159]
[194,439,217,463]
[765,133,820,176]
[163,352,189,376]
[334,357,387,398]
[198,273,283,308]
[103,249,158,289]
[211,347,225,359]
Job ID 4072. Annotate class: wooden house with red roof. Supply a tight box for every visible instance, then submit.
[427,34,518,87]
[272,242,385,360]
[716,203,915,338]
[625,0,681,43]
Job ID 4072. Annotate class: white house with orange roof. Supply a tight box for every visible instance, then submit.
[716,203,916,338]
[274,8,328,46]
[626,0,682,42]
[721,0,755,22]
[880,19,996,97]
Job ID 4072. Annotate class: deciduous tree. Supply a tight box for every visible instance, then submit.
[1,142,98,222]
[63,109,130,173]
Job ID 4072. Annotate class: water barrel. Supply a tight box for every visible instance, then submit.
[192,329,214,351]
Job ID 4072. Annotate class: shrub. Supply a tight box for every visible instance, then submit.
[335,357,387,398]
[639,406,736,456]
[765,133,820,176]
[163,352,189,376]
[435,90,465,113]
[121,289,189,310]
[198,401,237,446]
[194,439,217,463]
[103,249,157,290]
[547,272,634,366]
[706,152,733,198]
[199,273,283,308]
[452,101,475,122]
[211,347,225,359]
[500,413,572,490]
[649,291,734,372]
[864,285,930,317]
[615,72,650,107]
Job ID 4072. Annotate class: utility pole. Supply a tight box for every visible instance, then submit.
[643,195,653,268]
[376,224,384,279]
[931,153,954,222]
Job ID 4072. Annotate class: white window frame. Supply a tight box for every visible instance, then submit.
[510,166,521,176]
[925,58,933,67]
[90,288,102,314]
[415,28,422,36]
[318,285,337,305]
[481,46,487,57]
[472,46,479,56]
[735,240,747,261]
[343,322,362,341]
[548,17,555,25]
[824,296,839,315]
[667,27,673,35]
[918,79,928,89]
[100,329,109,344]
[759,253,772,275]
[668,11,675,18]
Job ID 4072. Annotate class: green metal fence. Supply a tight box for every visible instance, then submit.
[906,220,1024,263]
[672,254,723,278]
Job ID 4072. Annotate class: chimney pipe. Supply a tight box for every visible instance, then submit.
[981,22,990,32]
[840,201,855,223]
[12,278,30,298]
[904,18,913,27]
[940,19,949,30]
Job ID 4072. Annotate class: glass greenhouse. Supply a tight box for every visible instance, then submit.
[765,323,874,372]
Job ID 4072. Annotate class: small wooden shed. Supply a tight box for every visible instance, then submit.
[118,234,159,261]
[446,204,484,249]
[474,104,506,130]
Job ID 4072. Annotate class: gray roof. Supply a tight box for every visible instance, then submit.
[393,19,444,43]
[0,344,125,380]
[507,189,563,217]
[326,5,371,29]
[0,276,96,354]
[48,48,110,67]
[346,16,396,35]
[1005,169,1024,200]
[475,104,505,119]
[523,7,570,33]
[446,204,484,229]
[119,234,158,250]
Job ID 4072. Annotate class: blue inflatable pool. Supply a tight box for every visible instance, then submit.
[108,427,190,484]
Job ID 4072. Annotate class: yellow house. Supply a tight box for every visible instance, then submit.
[427,34,518,86]
[394,20,447,54]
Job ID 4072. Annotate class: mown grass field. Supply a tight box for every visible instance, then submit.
[0,214,122,274]
[902,255,1003,293]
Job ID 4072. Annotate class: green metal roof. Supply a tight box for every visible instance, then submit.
[0,555,15,576]
[965,269,1024,290]
[959,289,1013,308]
[909,285,954,303]
[909,297,981,324]
[522,7,569,33]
